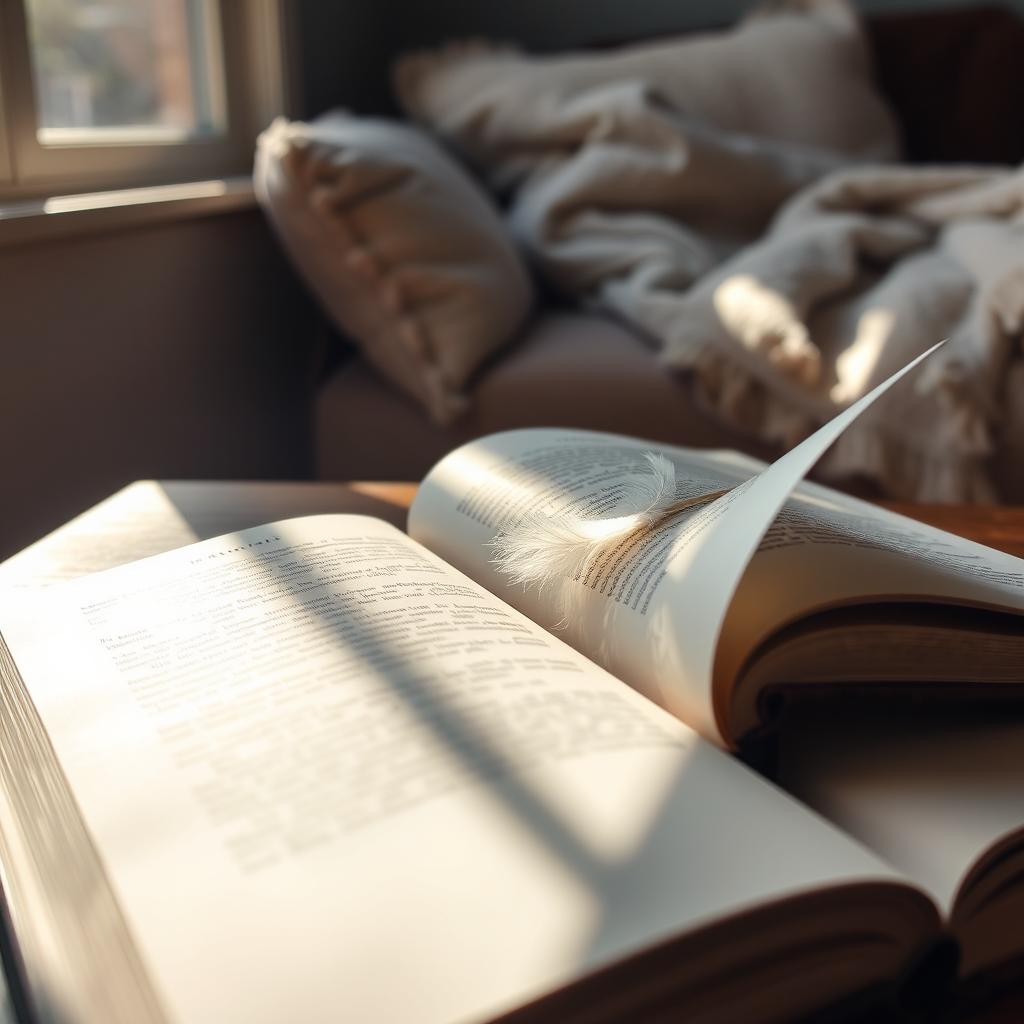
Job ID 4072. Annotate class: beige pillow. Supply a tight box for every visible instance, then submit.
[395,0,900,188]
[254,113,534,423]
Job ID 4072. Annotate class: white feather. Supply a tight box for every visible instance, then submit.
[489,451,729,610]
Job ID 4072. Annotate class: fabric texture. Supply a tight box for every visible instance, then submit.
[395,0,898,293]
[315,311,1024,501]
[393,0,902,385]
[396,1,901,184]
[254,113,534,424]
[392,0,1024,500]
[315,312,780,481]
[657,164,1024,501]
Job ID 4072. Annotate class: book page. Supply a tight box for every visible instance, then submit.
[0,480,413,590]
[410,344,952,744]
[778,709,1024,977]
[0,482,202,589]
[714,481,1024,700]
[409,432,753,743]
[0,515,917,1024]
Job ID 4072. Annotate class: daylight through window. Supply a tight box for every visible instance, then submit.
[0,0,288,198]
[26,0,224,144]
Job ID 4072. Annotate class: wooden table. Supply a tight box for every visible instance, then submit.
[884,503,1024,560]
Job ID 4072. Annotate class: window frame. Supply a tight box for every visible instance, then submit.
[0,0,292,201]
[0,52,12,184]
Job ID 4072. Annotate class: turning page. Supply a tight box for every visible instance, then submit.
[410,346,944,745]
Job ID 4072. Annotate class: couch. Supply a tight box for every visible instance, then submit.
[280,5,1024,501]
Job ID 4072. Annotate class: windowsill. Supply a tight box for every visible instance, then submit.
[0,177,257,248]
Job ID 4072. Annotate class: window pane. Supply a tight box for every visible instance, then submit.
[25,0,223,142]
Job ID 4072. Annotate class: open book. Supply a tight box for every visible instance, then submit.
[0,352,1022,1023]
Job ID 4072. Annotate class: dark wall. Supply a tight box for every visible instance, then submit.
[293,0,1024,118]
[295,0,399,117]
[293,0,730,117]
[0,211,317,560]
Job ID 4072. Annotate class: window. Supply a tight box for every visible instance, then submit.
[0,0,291,199]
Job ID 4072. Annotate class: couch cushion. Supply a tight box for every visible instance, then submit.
[317,311,1024,503]
[254,113,534,425]
[315,312,778,481]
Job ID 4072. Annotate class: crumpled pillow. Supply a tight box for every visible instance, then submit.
[254,113,534,424]
[394,0,901,194]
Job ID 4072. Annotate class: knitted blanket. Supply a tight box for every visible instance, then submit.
[398,2,1022,500]
[596,163,1024,502]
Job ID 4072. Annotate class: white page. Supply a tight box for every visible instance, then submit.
[780,715,1024,913]
[714,482,1024,697]
[0,515,911,1024]
[0,480,413,590]
[0,482,201,589]
[411,346,945,745]
[409,432,752,741]
[778,709,1024,972]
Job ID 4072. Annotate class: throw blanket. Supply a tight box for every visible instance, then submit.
[397,2,1022,500]
[663,166,1024,502]
[515,149,1024,502]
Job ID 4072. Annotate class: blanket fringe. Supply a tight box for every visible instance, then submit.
[662,339,999,503]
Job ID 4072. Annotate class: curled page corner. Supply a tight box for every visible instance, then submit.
[414,342,947,749]
[650,340,947,746]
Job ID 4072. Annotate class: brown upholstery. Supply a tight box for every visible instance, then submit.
[317,311,1024,501]
[996,364,1024,504]
[315,312,778,481]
